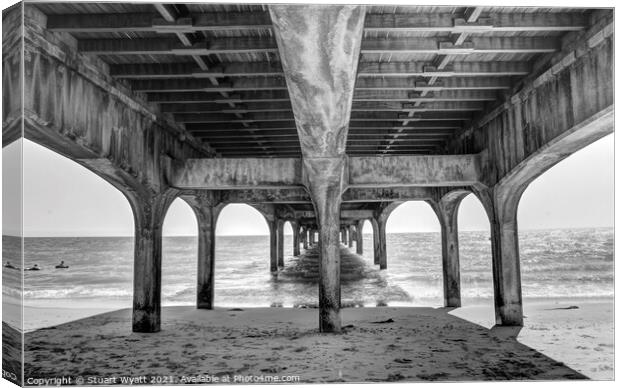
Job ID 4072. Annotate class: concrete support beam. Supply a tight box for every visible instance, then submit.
[129,190,178,333]
[348,154,483,188]
[170,158,303,189]
[429,192,468,308]
[183,194,223,310]
[169,154,483,190]
[355,220,364,255]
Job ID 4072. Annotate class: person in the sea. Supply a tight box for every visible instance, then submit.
[4,261,17,269]
[55,261,69,269]
[25,264,40,271]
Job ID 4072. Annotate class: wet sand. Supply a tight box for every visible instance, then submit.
[23,306,589,383]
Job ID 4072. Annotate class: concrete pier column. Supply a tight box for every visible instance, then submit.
[129,190,177,333]
[183,194,224,310]
[377,219,387,270]
[348,225,355,248]
[355,220,364,255]
[292,222,301,256]
[370,217,387,269]
[302,227,309,249]
[270,5,365,332]
[268,221,278,272]
[429,193,468,308]
[276,219,285,267]
[341,228,347,244]
[370,218,380,265]
[478,188,524,326]
[304,157,346,333]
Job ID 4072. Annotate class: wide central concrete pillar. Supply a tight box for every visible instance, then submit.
[304,157,347,332]
[270,4,365,333]
[355,220,364,255]
[129,190,178,333]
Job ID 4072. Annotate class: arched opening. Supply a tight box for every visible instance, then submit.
[361,219,374,263]
[19,139,135,330]
[161,198,198,306]
[384,201,443,306]
[214,204,271,307]
[456,194,493,306]
[282,220,294,262]
[449,193,495,326]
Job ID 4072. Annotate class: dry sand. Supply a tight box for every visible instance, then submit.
[22,306,597,383]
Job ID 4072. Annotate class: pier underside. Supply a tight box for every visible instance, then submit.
[3,3,613,333]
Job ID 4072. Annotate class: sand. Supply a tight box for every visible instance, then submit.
[21,304,609,383]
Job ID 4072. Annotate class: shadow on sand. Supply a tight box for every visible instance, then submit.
[23,305,586,384]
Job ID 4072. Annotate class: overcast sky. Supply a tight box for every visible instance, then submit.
[1,134,614,237]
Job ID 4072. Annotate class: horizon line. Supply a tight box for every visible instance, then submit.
[3,225,613,239]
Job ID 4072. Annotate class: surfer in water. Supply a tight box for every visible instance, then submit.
[4,261,17,269]
[55,261,69,269]
[25,264,40,271]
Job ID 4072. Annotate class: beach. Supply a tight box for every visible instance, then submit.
[16,298,613,382]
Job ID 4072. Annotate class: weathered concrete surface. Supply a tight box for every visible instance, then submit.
[438,15,614,326]
[342,187,439,203]
[429,191,469,308]
[269,5,365,158]
[2,4,23,148]
[474,187,523,326]
[304,157,347,332]
[277,219,285,267]
[270,5,365,333]
[445,13,613,187]
[293,209,374,220]
[268,220,278,273]
[355,220,364,255]
[348,224,355,248]
[22,5,211,195]
[292,222,301,256]
[349,154,484,188]
[301,227,309,250]
[182,194,223,310]
[128,189,178,333]
[170,156,483,190]
[170,158,303,189]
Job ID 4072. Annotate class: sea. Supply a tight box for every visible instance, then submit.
[2,228,613,311]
